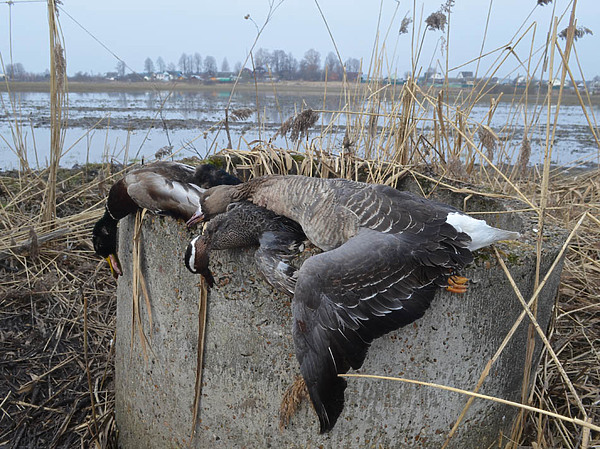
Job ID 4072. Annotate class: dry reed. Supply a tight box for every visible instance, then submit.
[1,1,599,447]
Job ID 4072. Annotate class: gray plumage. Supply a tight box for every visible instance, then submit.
[199,174,519,433]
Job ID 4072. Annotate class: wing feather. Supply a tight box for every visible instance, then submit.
[293,226,472,433]
[126,171,205,220]
[255,231,304,296]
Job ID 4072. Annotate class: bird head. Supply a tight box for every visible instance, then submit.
[190,184,242,224]
[92,214,122,278]
[184,234,215,287]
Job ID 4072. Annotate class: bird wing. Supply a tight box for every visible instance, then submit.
[339,182,457,235]
[126,171,205,220]
[292,226,472,433]
[255,230,305,296]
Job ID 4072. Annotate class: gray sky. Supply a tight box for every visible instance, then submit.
[1,0,599,80]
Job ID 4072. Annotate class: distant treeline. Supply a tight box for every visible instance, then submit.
[1,48,363,83]
[121,47,362,82]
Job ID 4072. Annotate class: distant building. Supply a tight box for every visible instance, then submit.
[154,71,172,81]
[346,71,361,82]
[458,71,473,79]
[422,72,443,85]
[549,78,562,88]
[514,75,527,85]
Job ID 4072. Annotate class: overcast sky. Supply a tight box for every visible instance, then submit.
[1,0,599,79]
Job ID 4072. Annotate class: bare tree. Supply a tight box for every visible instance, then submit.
[234,61,242,73]
[179,53,189,74]
[203,56,217,76]
[6,62,26,80]
[254,48,271,69]
[271,49,287,76]
[344,57,361,73]
[116,60,126,78]
[300,49,321,81]
[187,54,194,74]
[156,56,166,72]
[193,53,202,73]
[324,52,342,80]
[286,52,298,80]
[144,57,155,74]
[221,57,230,73]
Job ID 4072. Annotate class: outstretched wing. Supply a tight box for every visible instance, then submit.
[255,231,305,296]
[126,171,205,220]
[292,226,472,433]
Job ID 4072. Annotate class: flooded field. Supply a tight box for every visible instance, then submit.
[0,88,598,169]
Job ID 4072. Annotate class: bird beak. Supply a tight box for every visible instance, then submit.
[186,212,205,227]
[105,254,123,279]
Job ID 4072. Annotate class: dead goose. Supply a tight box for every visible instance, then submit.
[185,201,305,295]
[92,161,240,278]
[198,174,520,433]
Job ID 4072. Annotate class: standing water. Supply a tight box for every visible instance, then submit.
[0,89,598,170]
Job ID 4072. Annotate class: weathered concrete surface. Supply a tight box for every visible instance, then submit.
[115,196,565,448]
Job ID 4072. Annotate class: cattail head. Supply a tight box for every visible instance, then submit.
[54,44,66,91]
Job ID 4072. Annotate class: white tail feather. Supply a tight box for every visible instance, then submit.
[446,212,520,251]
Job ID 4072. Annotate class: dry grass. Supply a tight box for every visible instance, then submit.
[0,165,119,448]
[0,150,598,448]
[1,1,599,447]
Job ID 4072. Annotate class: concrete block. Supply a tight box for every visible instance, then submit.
[115,192,565,448]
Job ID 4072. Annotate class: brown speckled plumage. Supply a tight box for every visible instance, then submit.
[186,202,305,294]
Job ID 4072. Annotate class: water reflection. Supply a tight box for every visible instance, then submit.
[0,90,598,170]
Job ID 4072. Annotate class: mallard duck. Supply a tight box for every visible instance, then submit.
[92,161,240,278]
[185,201,305,294]
[198,174,520,432]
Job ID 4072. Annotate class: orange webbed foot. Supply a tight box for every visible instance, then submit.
[446,275,468,294]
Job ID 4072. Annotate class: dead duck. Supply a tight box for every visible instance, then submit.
[92,161,240,278]
[185,201,305,294]
[198,174,520,433]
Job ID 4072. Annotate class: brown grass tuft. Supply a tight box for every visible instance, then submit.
[425,11,447,32]
[229,107,255,121]
[558,26,593,41]
[279,376,309,430]
[276,109,320,143]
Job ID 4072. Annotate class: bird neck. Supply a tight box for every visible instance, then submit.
[99,210,119,230]
[236,176,275,199]
[106,179,138,219]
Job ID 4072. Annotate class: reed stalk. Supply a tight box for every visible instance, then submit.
[43,0,68,222]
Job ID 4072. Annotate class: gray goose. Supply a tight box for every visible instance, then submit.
[199,174,520,433]
[185,202,305,294]
[92,161,240,278]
